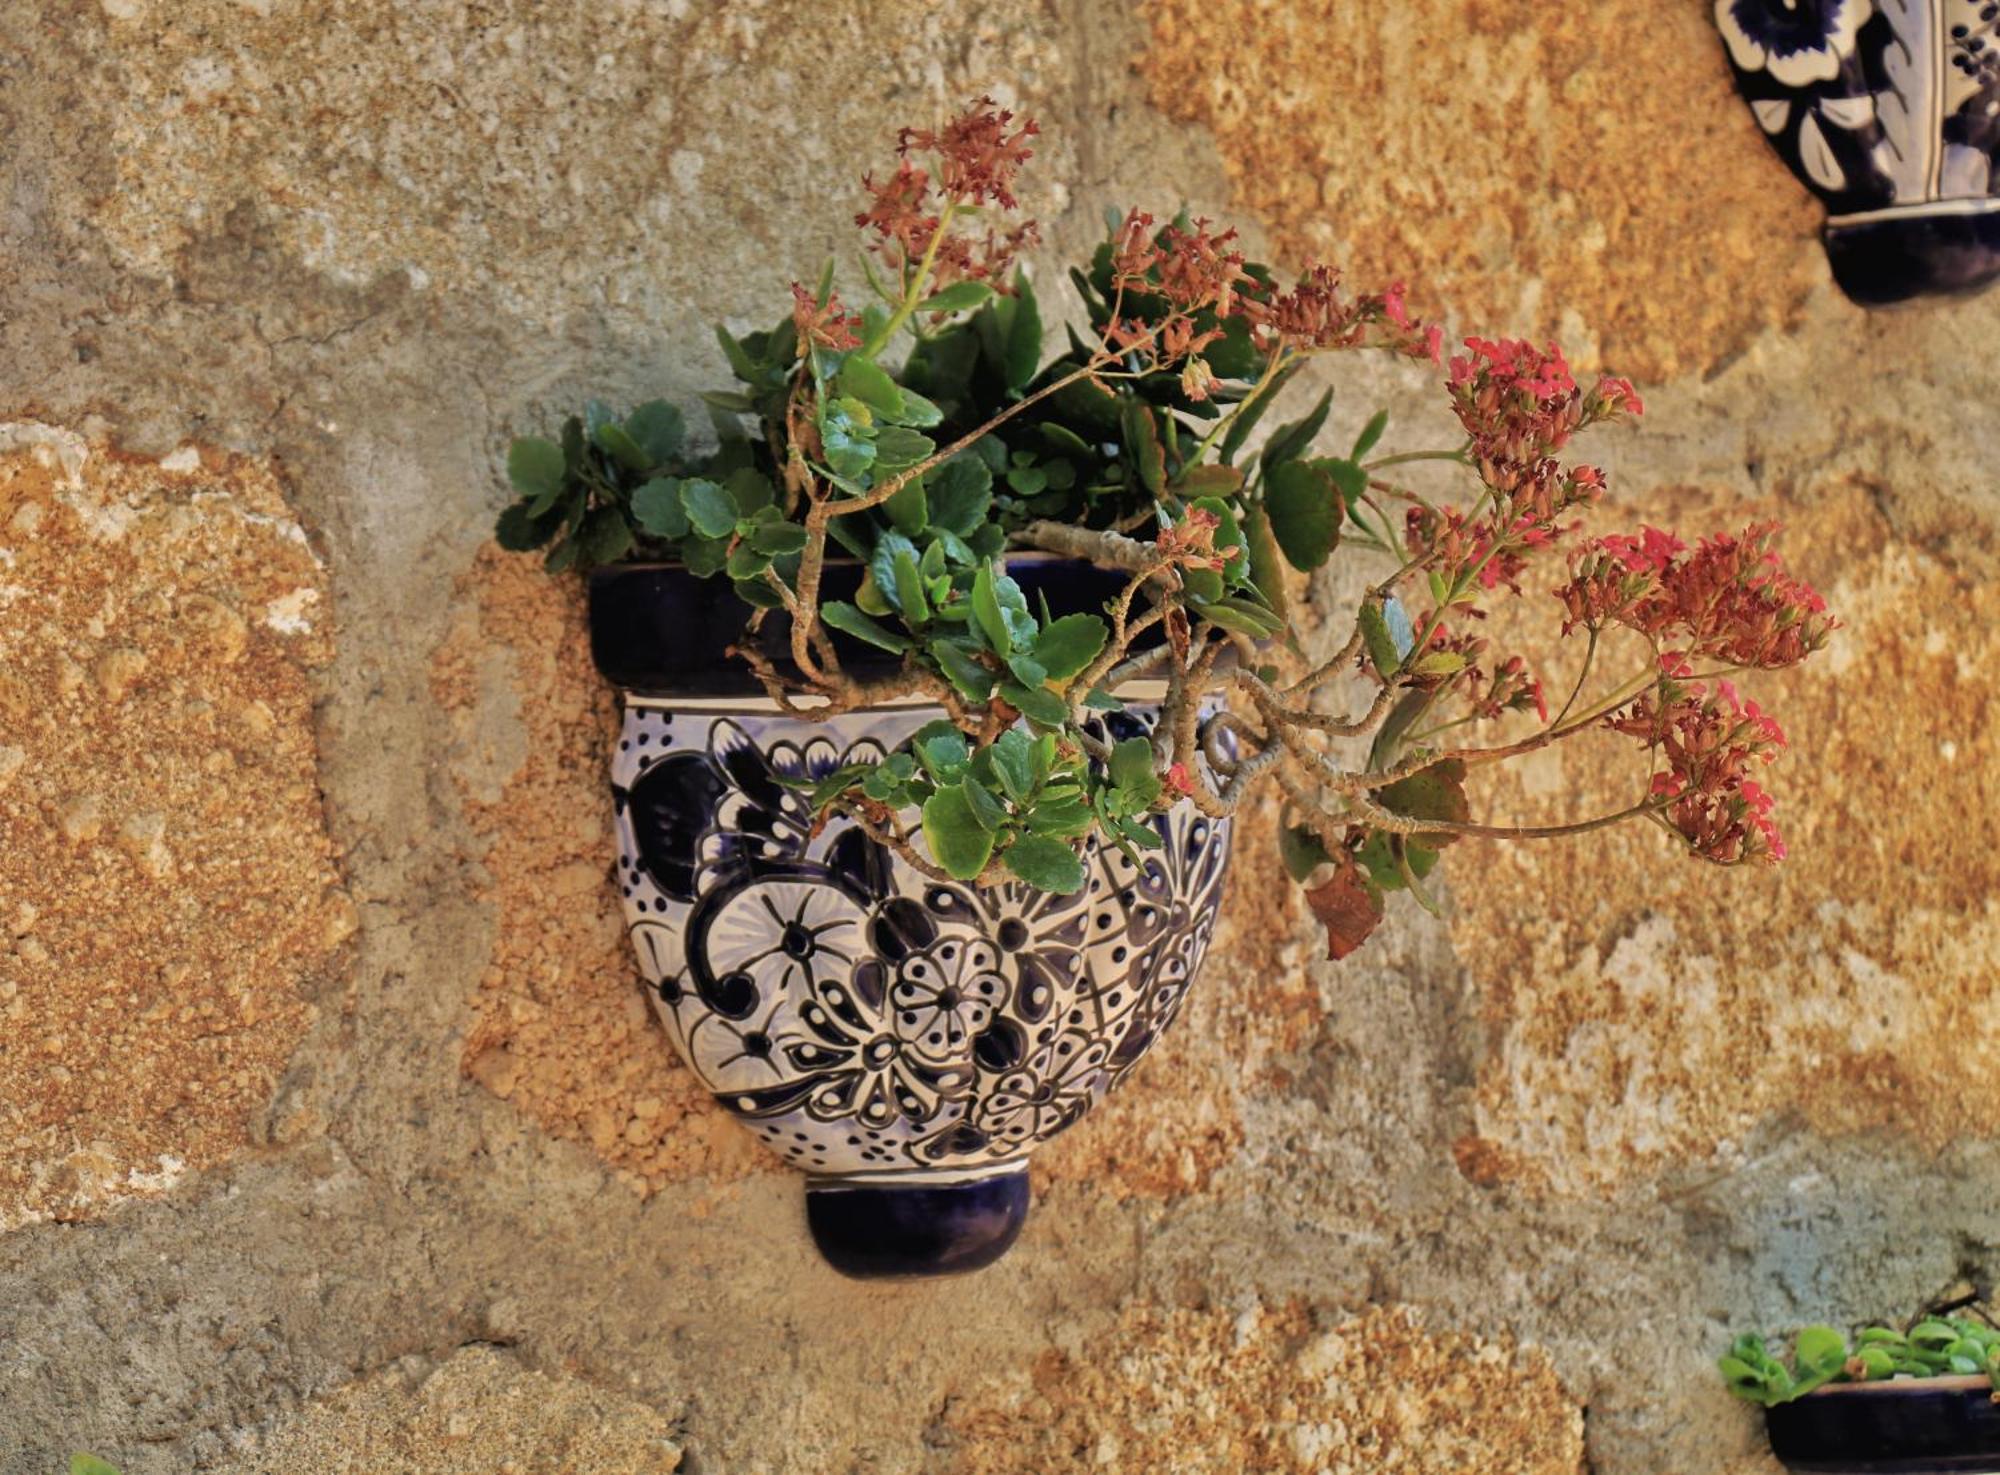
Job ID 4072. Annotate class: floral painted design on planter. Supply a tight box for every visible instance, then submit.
[596,563,1231,1277]
[1715,0,2000,304]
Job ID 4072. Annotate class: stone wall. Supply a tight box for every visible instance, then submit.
[4,1,1998,1470]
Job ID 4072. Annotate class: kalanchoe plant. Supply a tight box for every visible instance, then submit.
[497,97,1836,958]
[1721,1316,2000,1407]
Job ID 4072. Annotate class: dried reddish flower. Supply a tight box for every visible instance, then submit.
[855,159,938,265]
[898,96,1039,209]
[791,282,862,354]
[859,102,1041,292]
[1156,506,1227,572]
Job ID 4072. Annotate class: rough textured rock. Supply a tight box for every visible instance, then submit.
[6,0,2000,1472]
[940,1300,1584,1474]
[0,424,348,1231]
[1136,0,1826,381]
[1452,480,2000,1195]
[207,1345,682,1474]
[433,547,766,1196]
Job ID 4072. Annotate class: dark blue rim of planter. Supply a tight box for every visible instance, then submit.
[804,1168,1030,1279]
[1764,1376,2000,1474]
[588,554,1153,699]
[1824,205,2000,309]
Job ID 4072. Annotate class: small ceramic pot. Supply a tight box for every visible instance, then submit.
[589,559,1234,1277]
[1764,1376,2000,1473]
[1714,0,2000,305]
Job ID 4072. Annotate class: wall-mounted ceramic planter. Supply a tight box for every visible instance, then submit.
[1764,1376,2000,1472]
[1715,0,2000,305]
[589,559,1233,1278]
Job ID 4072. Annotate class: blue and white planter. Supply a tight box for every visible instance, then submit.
[1715,0,2000,304]
[589,560,1233,1277]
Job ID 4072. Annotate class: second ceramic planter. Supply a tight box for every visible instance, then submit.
[1715,0,2000,304]
[1764,1375,2000,1472]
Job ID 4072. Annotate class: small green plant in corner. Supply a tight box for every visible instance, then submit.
[497,96,1836,958]
[70,1457,122,1475]
[1721,1317,2000,1406]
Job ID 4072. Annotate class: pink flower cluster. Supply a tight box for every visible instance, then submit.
[1608,681,1790,865]
[1445,338,1641,528]
[1557,522,1835,672]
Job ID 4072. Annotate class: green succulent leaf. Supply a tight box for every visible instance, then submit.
[893,549,931,624]
[1001,681,1069,727]
[1376,759,1470,850]
[1218,358,1304,465]
[1121,400,1167,496]
[630,477,690,539]
[1003,834,1087,893]
[923,784,998,879]
[496,500,558,552]
[874,425,936,471]
[578,507,635,567]
[989,728,1036,802]
[1260,387,1333,469]
[1031,613,1109,683]
[1264,459,1343,571]
[507,437,567,500]
[931,640,997,701]
[971,562,1035,653]
[821,600,911,653]
[1351,408,1390,461]
[929,456,994,536]
[838,356,906,420]
[748,519,808,555]
[679,479,740,539]
[1000,270,1043,393]
[593,420,650,474]
[916,280,996,315]
[625,400,686,465]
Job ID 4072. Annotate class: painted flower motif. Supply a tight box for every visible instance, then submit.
[922,879,1090,1024]
[787,1030,972,1129]
[974,1030,1112,1148]
[686,990,806,1094]
[695,879,867,1028]
[890,937,1007,1064]
[1715,0,1872,87]
[622,719,886,900]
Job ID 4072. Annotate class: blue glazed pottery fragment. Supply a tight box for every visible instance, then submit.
[1764,1377,2000,1473]
[1715,0,2000,304]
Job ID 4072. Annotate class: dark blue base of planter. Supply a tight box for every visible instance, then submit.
[805,1169,1030,1279]
[1766,1380,2000,1473]
[1824,207,2000,309]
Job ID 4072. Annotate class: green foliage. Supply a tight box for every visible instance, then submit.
[1720,1317,2000,1408]
[490,195,1486,917]
[71,1459,122,1475]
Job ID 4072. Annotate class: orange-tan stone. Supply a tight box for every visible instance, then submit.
[432,548,769,1196]
[1449,479,2000,1193]
[0,423,348,1230]
[941,1299,1584,1474]
[1136,0,1826,381]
